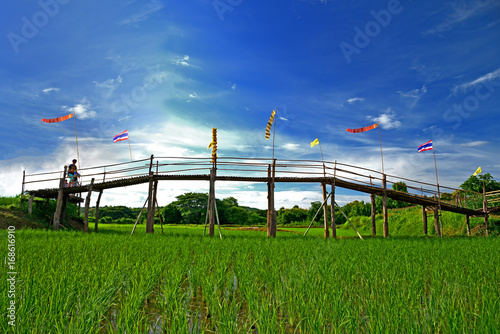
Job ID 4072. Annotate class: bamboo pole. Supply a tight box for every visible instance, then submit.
[155,198,164,235]
[131,197,149,236]
[378,123,384,174]
[28,194,34,215]
[433,207,441,237]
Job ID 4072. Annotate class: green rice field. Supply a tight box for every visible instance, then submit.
[1,225,500,333]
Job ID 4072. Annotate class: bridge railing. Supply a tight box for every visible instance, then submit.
[22,156,482,209]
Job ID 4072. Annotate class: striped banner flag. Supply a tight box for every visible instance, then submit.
[417,140,433,152]
[346,123,378,133]
[113,130,129,143]
[265,109,276,140]
[41,113,74,123]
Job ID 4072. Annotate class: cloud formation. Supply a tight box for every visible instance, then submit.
[62,98,97,120]
[367,108,401,129]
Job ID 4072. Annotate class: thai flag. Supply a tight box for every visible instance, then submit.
[418,140,433,153]
[113,130,129,143]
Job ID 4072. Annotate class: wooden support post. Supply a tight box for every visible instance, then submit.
[370,193,376,236]
[422,206,428,235]
[152,180,159,232]
[53,165,67,231]
[28,194,34,215]
[465,214,470,236]
[382,174,388,237]
[330,183,336,238]
[146,154,155,234]
[267,161,277,238]
[61,195,68,224]
[94,190,103,233]
[209,168,215,236]
[84,178,95,233]
[21,170,26,204]
[483,188,489,236]
[45,198,49,208]
[322,183,329,239]
[433,207,441,237]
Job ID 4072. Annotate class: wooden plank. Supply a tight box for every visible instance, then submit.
[209,168,215,236]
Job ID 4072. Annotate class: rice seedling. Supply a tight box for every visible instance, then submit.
[1,226,499,333]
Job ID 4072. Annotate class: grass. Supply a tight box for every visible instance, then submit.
[1,225,499,333]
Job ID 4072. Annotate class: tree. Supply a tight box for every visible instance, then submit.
[161,203,182,224]
[278,205,308,225]
[225,206,249,225]
[460,173,500,193]
[169,192,209,224]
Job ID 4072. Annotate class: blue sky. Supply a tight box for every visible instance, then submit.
[1,0,499,209]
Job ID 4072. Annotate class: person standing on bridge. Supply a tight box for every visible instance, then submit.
[68,159,80,187]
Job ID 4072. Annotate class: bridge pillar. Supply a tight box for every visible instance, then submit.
[370,194,376,236]
[422,206,428,235]
[382,175,388,237]
[146,155,155,233]
[465,214,470,236]
[53,165,67,231]
[209,168,216,236]
[483,190,489,236]
[330,183,336,238]
[433,207,441,237]
[322,183,329,238]
[267,161,277,238]
[95,190,103,233]
[84,178,95,233]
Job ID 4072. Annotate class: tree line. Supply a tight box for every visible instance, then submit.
[90,174,500,226]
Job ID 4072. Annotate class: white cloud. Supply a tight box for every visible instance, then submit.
[426,0,499,35]
[62,98,97,120]
[282,143,300,150]
[423,125,437,132]
[453,67,500,94]
[119,0,164,25]
[347,97,365,104]
[279,116,288,121]
[173,55,190,67]
[460,141,489,147]
[367,108,401,130]
[93,76,123,89]
[42,87,60,94]
[398,85,427,99]
[231,83,237,91]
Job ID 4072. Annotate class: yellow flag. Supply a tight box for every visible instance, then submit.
[472,166,482,176]
[310,138,319,148]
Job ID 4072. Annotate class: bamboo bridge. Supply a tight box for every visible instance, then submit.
[22,155,499,237]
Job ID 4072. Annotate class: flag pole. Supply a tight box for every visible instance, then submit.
[432,141,442,236]
[73,113,80,169]
[128,138,133,162]
[272,108,277,161]
[378,123,384,174]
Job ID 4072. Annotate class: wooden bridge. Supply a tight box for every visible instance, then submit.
[22,155,498,237]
